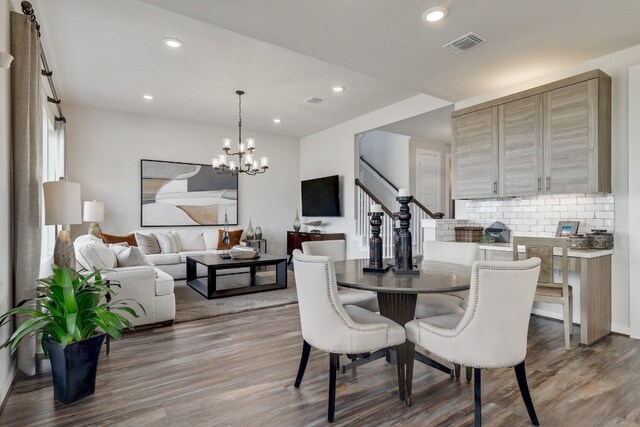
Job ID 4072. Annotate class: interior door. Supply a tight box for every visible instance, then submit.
[415,149,441,213]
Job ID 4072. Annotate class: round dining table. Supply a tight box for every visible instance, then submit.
[334,258,471,405]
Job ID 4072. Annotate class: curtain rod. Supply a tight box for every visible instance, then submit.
[21,1,66,123]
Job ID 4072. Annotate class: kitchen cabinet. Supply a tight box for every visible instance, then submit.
[452,70,611,199]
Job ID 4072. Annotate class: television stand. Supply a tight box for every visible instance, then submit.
[286,231,346,264]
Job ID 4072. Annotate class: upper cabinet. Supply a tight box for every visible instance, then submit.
[452,70,611,199]
[452,108,498,199]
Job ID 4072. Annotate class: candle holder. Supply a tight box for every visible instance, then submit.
[394,195,419,275]
[363,211,389,273]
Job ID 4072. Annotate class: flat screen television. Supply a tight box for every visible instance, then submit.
[301,175,341,217]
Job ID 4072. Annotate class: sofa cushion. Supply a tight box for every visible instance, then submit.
[154,269,175,296]
[217,229,243,250]
[109,245,153,267]
[101,232,137,247]
[203,229,219,250]
[146,253,181,265]
[179,250,211,263]
[76,243,117,271]
[136,232,161,255]
[176,230,206,251]
[156,231,181,254]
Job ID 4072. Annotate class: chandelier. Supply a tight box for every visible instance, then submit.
[212,90,269,176]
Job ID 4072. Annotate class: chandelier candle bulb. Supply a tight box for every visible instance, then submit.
[370,204,382,213]
[223,138,231,150]
[247,138,255,150]
[239,143,246,154]
[398,188,410,197]
[212,158,219,168]
[252,160,259,171]
[260,157,269,168]
[245,154,253,166]
[229,161,236,171]
[218,154,227,165]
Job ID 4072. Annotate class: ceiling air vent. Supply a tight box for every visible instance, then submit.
[304,97,323,104]
[443,32,487,53]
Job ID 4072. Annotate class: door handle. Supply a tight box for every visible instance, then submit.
[537,177,541,191]
[493,181,497,194]
[546,176,551,191]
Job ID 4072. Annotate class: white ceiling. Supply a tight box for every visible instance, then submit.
[378,105,453,144]
[142,0,640,102]
[36,0,640,139]
[34,0,418,138]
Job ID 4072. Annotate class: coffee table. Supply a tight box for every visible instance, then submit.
[186,253,287,299]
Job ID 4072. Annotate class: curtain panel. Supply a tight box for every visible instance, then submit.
[10,11,42,376]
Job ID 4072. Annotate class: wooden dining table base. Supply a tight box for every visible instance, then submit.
[377,292,418,405]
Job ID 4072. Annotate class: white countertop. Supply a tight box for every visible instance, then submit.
[478,242,614,259]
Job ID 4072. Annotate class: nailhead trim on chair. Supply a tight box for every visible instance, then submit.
[295,255,394,354]
[417,262,538,370]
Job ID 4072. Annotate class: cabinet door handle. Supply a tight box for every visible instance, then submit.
[493,181,498,194]
[538,177,542,191]
[546,176,551,191]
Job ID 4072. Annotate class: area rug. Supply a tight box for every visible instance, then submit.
[173,269,298,323]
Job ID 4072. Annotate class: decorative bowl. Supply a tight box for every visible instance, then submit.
[229,249,260,259]
[568,235,590,250]
[588,230,614,249]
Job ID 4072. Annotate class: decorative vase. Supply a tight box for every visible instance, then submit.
[255,226,263,240]
[293,209,301,232]
[246,218,255,240]
[44,333,106,404]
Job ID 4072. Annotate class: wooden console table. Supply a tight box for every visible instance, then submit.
[286,231,346,263]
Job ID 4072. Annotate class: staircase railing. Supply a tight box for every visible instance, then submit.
[355,179,395,258]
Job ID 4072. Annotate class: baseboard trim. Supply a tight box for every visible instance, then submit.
[0,363,16,415]
[531,308,630,336]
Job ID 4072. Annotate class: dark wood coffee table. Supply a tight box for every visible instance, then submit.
[186,253,287,299]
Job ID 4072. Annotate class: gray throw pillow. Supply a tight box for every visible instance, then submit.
[109,245,154,267]
[135,232,161,255]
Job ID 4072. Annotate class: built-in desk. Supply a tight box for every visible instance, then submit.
[479,243,613,345]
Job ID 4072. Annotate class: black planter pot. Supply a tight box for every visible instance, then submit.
[43,333,106,404]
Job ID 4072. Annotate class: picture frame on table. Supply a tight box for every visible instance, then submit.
[555,221,580,237]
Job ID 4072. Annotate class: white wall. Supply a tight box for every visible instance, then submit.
[359,130,410,189]
[65,104,299,256]
[300,94,451,258]
[0,0,15,407]
[455,43,640,335]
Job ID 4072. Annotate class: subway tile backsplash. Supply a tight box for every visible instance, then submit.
[465,193,614,239]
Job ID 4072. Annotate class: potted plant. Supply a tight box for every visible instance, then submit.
[0,266,144,404]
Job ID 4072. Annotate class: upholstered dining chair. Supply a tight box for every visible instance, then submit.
[405,258,542,427]
[513,236,573,350]
[292,250,406,422]
[302,239,378,312]
[415,241,479,379]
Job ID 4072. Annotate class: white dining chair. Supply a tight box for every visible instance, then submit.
[292,250,406,422]
[302,239,379,312]
[405,258,542,427]
[415,241,479,379]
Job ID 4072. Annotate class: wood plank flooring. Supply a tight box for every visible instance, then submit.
[0,304,639,426]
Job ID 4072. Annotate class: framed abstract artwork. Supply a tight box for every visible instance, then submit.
[140,159,238,226]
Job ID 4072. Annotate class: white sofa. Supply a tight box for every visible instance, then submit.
[74,234,176,327]
[133,229,247,280]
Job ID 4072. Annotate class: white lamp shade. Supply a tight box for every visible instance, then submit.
[43,181,82,226]
[83,200,104,222]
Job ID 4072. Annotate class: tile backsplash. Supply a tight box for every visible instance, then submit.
[465,193,614,239]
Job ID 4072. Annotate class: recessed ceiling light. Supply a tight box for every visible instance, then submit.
[164,38,183,48]
[143,94,154,100]
[273,118,282,124]
[332,85,345,93]
[423,7,448,23]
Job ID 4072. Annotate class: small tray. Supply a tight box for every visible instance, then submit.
[229,249,260,260]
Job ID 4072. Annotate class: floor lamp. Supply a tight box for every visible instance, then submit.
[83,200,104,238]
[43,179,82,269]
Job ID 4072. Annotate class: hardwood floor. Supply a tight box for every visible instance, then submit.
[0,304,638,426]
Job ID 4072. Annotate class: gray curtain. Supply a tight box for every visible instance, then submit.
[10,12,42,376]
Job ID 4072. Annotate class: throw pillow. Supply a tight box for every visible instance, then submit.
[74,234,103,247]
[176,230,205,251]
[109,245,154,267]
[101,232,137,247]
[135,232,161,255]
[156,231,181,254]
[217,229,243,250]
[75,242,118,271]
